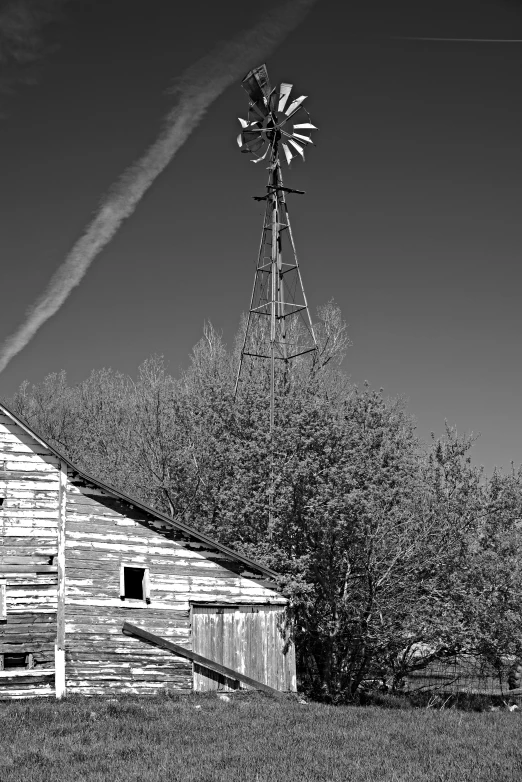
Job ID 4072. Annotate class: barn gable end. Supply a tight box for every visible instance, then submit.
[0,404,295,698]
[64,472,288,695]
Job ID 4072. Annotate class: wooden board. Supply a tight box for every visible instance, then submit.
[191,604,296,693]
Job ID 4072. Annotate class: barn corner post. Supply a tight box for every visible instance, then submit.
[55,460,67,699]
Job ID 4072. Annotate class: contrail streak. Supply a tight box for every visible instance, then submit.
[0,0,318,374]
[394,37,522,43]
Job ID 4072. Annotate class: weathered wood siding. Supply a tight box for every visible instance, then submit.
[192,605,296,692]
[0,412,60,699]
[65,473,287,695]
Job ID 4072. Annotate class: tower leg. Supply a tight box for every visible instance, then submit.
[235,155,318,533]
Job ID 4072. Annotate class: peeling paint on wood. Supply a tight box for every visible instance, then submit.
[0,406,295,699]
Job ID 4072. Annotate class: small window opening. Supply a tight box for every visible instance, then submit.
[123,567,146,600]
[0,497,4,507]
[1,653,33,670]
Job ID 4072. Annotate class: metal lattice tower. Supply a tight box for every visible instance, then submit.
[234,64,318,433]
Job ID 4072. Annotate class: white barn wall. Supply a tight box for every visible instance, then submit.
[0,406,295,698]
[0,412,60,698]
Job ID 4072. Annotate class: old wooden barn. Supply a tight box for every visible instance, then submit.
[0,403,296,699]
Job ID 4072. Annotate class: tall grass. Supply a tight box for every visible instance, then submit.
[1,692,521,781]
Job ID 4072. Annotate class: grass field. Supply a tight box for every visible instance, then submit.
[1,692,521,782]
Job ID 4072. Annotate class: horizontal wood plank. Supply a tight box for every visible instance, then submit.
[0,565,57,574]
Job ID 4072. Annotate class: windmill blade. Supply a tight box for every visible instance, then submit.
[249,101,268,120]
[288,138,305,159]
[238,118,261,129]
[285,95,307,117]
[240,123,265,152]
[242,128,263,142]
[242,126,262,143]
[281,143,294,165]
[291,132,313,145]
[241,134,265,154]
[251,145,270,164]
[293,122,317,130]
[278,83,293,112]
[268,88,279,113]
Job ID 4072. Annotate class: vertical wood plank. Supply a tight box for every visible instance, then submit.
[220,610,228,691]
[55,460,67,699]
[143,568,151,601]
[224,609,238,691]
[268,609,275,687]
[192,607,199,690]
[249,609,258,685]
[119,564,125,599]
[274,611,282,690]
[265,608,273,688]
[193,606,210,692]
[274,608,282,690]
[263,608,270,686]
[237,609,246,685]
[250,608,258,684]
[215,609,224,691]
[0,580,6,622]
[205,610,216,691]
[286,634,297,692]
[281,606,296,692]
[244,608,252,687]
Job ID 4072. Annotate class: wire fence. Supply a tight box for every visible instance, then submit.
[404,654,522,698]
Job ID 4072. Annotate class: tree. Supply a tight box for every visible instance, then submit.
[6,304,522,701]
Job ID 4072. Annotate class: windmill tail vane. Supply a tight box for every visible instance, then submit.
[234,64,319,440]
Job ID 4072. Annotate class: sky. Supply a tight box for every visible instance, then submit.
[0,0,521,475]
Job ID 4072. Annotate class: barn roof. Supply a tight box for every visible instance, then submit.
[0,402,281,583]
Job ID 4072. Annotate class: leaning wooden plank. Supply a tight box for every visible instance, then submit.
[122,621,285,697]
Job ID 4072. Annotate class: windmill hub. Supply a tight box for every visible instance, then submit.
[260,115,280,144]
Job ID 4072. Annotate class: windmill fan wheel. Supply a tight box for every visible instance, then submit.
[237,64,318,165]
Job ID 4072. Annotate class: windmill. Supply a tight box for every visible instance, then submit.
[234,63,318,425]
[234,63,318,531]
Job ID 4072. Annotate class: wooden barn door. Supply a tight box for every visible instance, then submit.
[192,604,296,692]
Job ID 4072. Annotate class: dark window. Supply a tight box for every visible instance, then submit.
[2,653,32,669]
[124,567,145,600]
[0,498,4,507]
